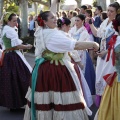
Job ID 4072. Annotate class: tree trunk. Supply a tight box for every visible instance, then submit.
[20,0,28,38]
[33,0,49,7]
[97,0,107,11]
[0,0,4,17]
[57,2,60,12]
[75,0,82,8]
[34,2,38,15]
[50,0,57,13]
[110,0,115,3]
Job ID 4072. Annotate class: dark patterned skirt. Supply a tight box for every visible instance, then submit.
[0,51,31,109]
[24,60,89,120]
[0,44,2,49]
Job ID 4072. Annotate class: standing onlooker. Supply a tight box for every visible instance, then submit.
[88,5,92,10]
[100,11,108,21]
[28,15,35,37]
[94,3,120,120]
[85,9,94,42]
[62,11,67,18]
[93,6,103,46]
[68,10,73,19]
[75,8,80,14]
[93,6,103,28]
[85,9,95,63]
[93,6,103,65]
[80,5,88,15]
[57,17,93,107]
[69,14,96,95]
[70,11,78,27]
[66,10,70,18]
[88,2,120,108]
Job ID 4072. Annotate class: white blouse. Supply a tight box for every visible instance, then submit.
[46,30,76,53]
[1,25,32,73]
[34,27,76,58]
[59,30,81,62]
[2,25,22,47]
[69,26,90,42]
[97,18,115,39]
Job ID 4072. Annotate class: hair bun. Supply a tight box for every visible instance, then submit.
[117,8,120,14]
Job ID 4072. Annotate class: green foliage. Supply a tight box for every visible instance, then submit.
[93,0,97,7]
[6,3,19,14]
[29,11,36,16]
[43,5,49,11]
[60,0,65,3]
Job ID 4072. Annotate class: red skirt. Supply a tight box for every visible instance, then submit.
[24,60,88,120]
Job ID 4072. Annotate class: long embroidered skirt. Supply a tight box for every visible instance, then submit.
[95,76,120,120]
[24,60,89,120]
[0,51,31,108]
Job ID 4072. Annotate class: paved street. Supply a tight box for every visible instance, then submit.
[0,53,98,120]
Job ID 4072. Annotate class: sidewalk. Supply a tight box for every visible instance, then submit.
[24,52,35,58]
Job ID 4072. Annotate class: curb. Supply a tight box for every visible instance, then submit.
[24,52,35,58]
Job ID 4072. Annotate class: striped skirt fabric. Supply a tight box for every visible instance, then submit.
[24,60,89,120]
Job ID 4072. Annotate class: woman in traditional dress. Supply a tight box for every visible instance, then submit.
[69,14,96,95]
[0,13,33,110]
[84,9,95,63]
[94,9,120,120]
[57,17,93,107]
[88,2,120,107]
[24,11,99,120]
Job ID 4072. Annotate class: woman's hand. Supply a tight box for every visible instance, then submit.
[26,44,33,49]
[96,50,108,58]
[85,17,91,24]
[93,42,100,52]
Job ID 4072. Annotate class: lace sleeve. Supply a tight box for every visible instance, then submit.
[34,26,46,58]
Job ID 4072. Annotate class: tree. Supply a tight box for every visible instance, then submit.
[93,0,97,7]
[6,0,29,37]
[6,3,19,14]
[75,0,82,8]
[32,0,50,7]
[0,0,4,17]
[8,0,29,37]
[110,0,115,3]
[50,0,65,13]
[97,0,106,10]
[34,2,38,15]
[32,0,65,8]
[19,0,28,38]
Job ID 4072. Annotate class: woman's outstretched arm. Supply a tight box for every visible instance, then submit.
[75,41,99,51]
